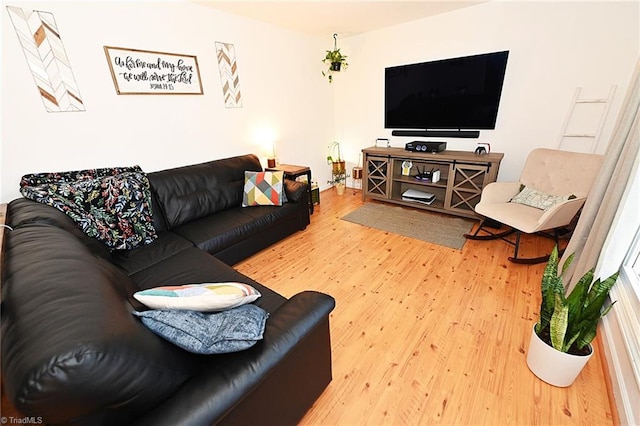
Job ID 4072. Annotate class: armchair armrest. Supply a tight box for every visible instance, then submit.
[536,197,586,231]
[479,182,522,204]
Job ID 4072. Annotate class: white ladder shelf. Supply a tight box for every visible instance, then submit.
[556,85,616,153]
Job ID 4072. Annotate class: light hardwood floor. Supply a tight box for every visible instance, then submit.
[235,188,616,426]
[0,193,616,424]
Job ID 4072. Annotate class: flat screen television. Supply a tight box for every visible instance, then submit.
[384,51,509,130]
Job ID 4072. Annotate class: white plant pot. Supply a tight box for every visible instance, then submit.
[526,324,593,387]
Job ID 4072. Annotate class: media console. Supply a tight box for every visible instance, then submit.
[362,147,504,219]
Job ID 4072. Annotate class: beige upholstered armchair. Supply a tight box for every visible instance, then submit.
[465,148,604,263]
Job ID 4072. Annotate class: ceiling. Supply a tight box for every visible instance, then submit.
[195,1,487,38]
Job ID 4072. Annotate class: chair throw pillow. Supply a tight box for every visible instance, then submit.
[510,185,576,211]
[19,166,157,250]
[133,304,268,354]
[134,282,261,312]
[242,170,286,207]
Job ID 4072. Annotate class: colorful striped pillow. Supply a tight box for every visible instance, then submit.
[133,282,261,312]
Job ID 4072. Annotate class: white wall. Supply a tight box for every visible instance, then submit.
[1,1,334,202]
[333,1,639,185]
[2,1,638,202]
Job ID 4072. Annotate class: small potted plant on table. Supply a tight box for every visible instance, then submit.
[526,245,619,387]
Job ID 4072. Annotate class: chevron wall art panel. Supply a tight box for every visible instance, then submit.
[215,42,242,108]
[7,6,85,112]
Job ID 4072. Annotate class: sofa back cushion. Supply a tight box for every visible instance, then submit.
[7,198,112,260]
[148,154,262,229]
[19,166,158,250]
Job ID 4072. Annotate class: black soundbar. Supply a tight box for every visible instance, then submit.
[391,130,480,139]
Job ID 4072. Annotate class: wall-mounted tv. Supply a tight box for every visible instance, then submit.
[384,51,509,131]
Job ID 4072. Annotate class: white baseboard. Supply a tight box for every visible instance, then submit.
[602,312,639,425]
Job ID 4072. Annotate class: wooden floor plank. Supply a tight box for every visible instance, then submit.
[236,188,615,426]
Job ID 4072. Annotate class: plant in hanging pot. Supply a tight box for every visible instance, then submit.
[321,34,348,83]
[527,245,619,387]
[322,49,348,83]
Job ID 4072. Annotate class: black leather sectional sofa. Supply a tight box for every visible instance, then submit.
[1,154,335,425]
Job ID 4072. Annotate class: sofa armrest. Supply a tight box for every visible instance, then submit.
[284,179,307,204]
[136,291,336,426]
[1,226,195,424]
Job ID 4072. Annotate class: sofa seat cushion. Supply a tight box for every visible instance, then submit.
[128,248,287,315]
[172,203,299,256]
[111,231,194,276]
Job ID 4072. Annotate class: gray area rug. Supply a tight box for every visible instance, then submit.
[341,203,475,250]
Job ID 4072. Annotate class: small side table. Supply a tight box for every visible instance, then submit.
[267,164,314,214]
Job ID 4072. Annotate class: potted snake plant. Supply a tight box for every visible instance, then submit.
[526,245,618,387]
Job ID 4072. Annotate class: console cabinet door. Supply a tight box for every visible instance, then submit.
[446,163,491,215]
[364,155,390,199]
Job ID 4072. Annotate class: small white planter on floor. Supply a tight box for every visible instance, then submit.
[526,325,593,387]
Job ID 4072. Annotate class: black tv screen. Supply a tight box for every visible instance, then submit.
[384,51,509,130]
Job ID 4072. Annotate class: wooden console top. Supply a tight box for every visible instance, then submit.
[362,147,504,163]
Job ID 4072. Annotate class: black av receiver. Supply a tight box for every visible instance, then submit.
[405,141,447,153]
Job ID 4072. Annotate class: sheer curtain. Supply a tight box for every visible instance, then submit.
[561,58,640,288]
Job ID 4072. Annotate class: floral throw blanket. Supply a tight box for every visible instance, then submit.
[20,166,158,250]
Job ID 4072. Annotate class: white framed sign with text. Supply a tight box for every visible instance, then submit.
[103,46,203,95]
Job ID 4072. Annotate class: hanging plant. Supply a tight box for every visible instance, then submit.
[322,34,348,83]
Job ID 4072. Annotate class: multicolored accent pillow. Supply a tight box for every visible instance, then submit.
[19,166,157,250]
[242,170,286,207]
[510,186,577,211]
[133,282,261,312]
[133,304,268,354]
